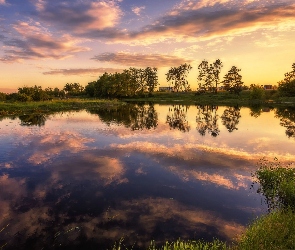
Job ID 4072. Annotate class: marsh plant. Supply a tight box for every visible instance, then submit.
[253,158,295,211]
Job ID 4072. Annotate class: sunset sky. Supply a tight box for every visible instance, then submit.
[0,0,295,92]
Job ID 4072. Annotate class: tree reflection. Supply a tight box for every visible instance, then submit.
[249,104,262,118]
[19,114,47,127]
[166,105,190,132]
[221,106,241,132]
[196,105,219,137]
[89,103,158,130]
[275,107,295,138]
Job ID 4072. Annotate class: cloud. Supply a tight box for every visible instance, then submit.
[26,131,94,165]
[43,67,123,76]
[98,0,295,45]
[132,6,146,16]
[128,2,295,42]
[0,0,5,5]
[1,22,88,62]
[34,0,122,35]
[92,52,191,67]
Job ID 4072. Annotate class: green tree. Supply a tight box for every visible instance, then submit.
[18,85,49,101]
[63,83,84,96]
[222,66,244,94]
[166,63,192,92]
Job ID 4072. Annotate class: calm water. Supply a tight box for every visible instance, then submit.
[0,104,295,249]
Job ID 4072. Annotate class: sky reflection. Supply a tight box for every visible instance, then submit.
[0,104,294,249]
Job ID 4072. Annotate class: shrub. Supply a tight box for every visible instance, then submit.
[249,85,265,100]
[253,159,295,211]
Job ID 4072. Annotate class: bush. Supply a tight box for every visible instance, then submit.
[253,159,295,211]
[0,92,6,101]
[249,85,265,100]
[17,93,32,102]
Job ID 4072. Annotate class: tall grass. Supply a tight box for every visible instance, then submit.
[236,209,295,250]
[111,239,229,250]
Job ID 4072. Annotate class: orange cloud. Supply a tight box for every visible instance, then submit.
[112,1,295,44]
[92,52,191,67]
[43,67,123,76]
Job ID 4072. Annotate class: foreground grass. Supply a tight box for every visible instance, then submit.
[236,209,295,250]
[0,98,123,116]
[112,239,229,250]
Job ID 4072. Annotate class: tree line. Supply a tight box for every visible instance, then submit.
[0,61,294,102]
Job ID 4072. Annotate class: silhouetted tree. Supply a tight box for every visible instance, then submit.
[166,63,192,92]
[278,63,295,97]
[222,66,244,95]
[197,59,223,93]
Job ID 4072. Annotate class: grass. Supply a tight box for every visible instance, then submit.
[122,91,252,105]
[0,98,123,116]
[236,209,295,250]
[1,90,295,116]
[111,239,229,250]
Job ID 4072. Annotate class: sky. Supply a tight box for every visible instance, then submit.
[0,0,295,92]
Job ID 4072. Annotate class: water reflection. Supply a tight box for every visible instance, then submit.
[89,103,158,130]
[19,114,47,127]
[221,107,241,132]
[1,104,295,249]
[196,105,219,137]
[275,106,295,138]
[166,105,190,132]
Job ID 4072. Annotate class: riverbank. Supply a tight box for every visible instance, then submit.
[1,91,295,116]
[0,99,123,116]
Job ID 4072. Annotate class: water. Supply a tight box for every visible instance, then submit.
[0,104,295,249]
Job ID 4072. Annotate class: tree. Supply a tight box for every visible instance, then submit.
[283,63,295,83]
[166,63,192,92]
[222,66,244,94]
[63,83,84,96]
[18,85,49,101]
[278,63,295,96]
[145,67,158,94]
[197,59,223,93]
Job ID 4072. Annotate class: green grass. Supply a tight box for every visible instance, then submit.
[0,98,123,116]
[236,209,295,250]
[123,91,252,105]
[111,239,229,250]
